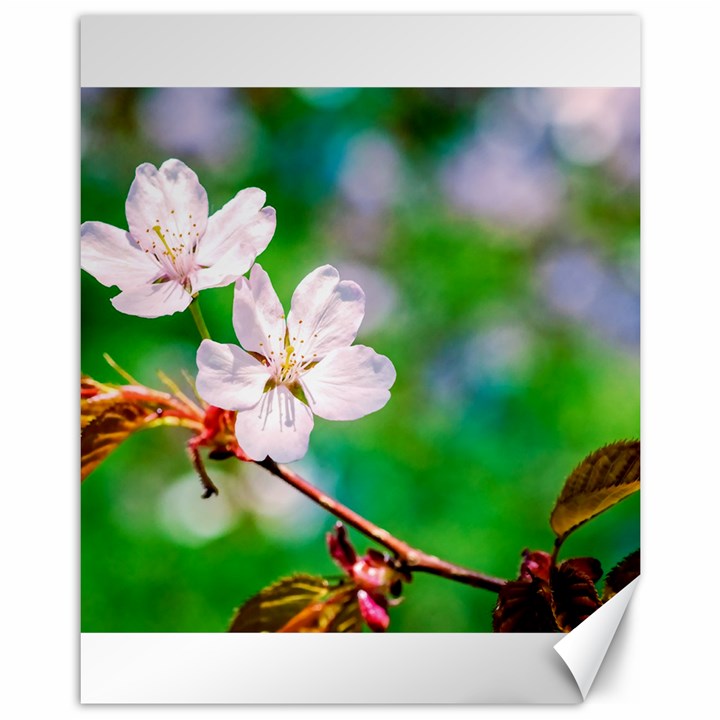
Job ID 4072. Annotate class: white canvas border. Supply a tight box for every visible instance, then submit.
[81,633,580,704]
[80,14,640,88]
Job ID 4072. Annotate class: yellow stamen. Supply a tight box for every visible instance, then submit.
[152,225,175,261]
[103,352,141,385]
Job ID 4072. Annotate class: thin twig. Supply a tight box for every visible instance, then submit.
[257,458,506,593]
[189,443,219,498]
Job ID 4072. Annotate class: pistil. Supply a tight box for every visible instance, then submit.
[152,225,176,262]
[280,346,296,382]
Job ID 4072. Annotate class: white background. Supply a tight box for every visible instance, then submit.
[3,0,718,718]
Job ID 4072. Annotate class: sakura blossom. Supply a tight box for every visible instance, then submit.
[196,264,396,463]
[81,159,276,318]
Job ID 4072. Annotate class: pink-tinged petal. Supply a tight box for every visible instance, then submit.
[286,265,365,360]
[195,188,276,274]
[190,265,239,294]
[357,590,390,632]
[233,385,314,463]
[81,221,160,290]
[110,280,193,318]
[125,159,209,254]
[196,340,271,411]
[301,345,396,421]
[232,265,287,357]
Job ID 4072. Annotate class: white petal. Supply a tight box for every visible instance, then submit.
[125,159,209,253]
[301,345,396,421]
[190,265,238,294]
[110,280,193,318]
[286,265,365,360]
[81,221,160,290]
[232,265,287,357]
[195,188,276,275]
[233,385,314,463]
[196,340,271,411]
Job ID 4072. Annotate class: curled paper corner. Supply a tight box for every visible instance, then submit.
[554,577,639,699]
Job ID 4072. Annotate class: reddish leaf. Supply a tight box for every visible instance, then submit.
[325,594,364,633]
[560,557,603,584]
[80,374,203,481]
[228,574,362,633]
[81,379,122,430]
[603,550,640,601]
[81,401,157,480]
[493,578,558,633]
[81,374,110,400]
[550,562,602,632]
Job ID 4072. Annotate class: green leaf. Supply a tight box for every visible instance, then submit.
[228,574,362,633]
[603,550,640,601]
[550,440,640,542]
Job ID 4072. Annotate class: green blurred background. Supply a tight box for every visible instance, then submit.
[81,88,640,632]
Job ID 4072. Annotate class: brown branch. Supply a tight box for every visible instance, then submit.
[257,458,506,593]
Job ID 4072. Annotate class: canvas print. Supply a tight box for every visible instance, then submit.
[81,88,640,633]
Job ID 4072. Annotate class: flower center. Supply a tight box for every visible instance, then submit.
[279,345,297,382]
[152,226,176,262]
[258,326,321,405]
[141,211,202,284]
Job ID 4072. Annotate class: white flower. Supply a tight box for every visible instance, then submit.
[196,264,396,463]
[81,159,276,318]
